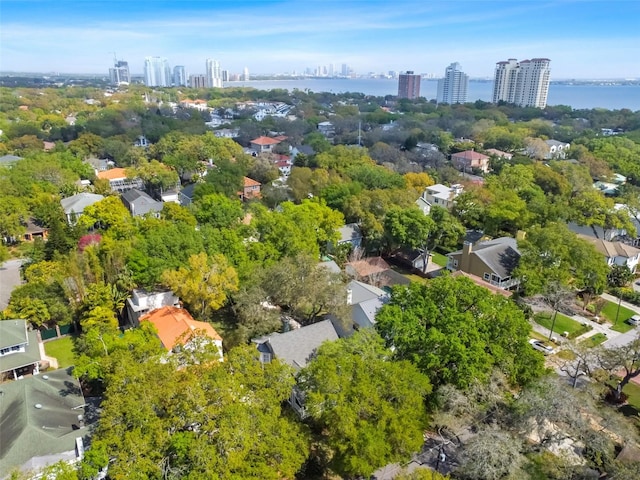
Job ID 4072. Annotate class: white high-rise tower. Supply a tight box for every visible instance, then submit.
[436,62,469,104]
[144,57,171,87]
[206,59,222,88]
[492,58,550,108]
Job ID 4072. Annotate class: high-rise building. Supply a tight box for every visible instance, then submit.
[144,57,171,87]
[243,67,249,81]
[109,59,130,85]
[341,63,349,76]
[205,58,222,88]
[173,66,187,87]
[436,62,469,104]
[189,74,207,89]
[492,58,551,108]
[397,71,421,100]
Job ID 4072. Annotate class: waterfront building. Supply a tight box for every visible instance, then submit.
[397,71,421,99]
[492,58,551,108]
[144,56,171,87]
[206,58,223,88]
[173,66,187,87]
[189,74,207,89]
[437,62,468,104]
[243,67,250,81]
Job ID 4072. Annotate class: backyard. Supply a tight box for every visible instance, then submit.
[43,336,77,369]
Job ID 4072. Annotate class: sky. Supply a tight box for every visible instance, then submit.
[1,0,639,79]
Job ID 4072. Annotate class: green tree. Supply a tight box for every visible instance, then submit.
[375,275,544,389]
[161,252,239,319]
[299,329,431,478]
[82,345,309,480]
[193,193,244,229]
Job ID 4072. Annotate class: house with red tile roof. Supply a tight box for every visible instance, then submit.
[141,306,223,361]
[250,136,282,154]
[451,150,490,174]
[96,167,143,192]
[238,176,261,201]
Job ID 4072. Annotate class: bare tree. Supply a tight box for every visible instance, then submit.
[594,334,640,403]
[456,428,525,480]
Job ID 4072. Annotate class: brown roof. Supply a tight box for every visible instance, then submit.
[243,176,261,187]
[451,150,489,161]
[451,271,513,297]
[577,234,640,259]
[250,136,281,146]
[141,306,222,350]
[346,257,390,277]
[97,167,128,180]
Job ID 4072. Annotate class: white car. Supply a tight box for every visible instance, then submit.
[627,315,640,327]
[529,339,554,355]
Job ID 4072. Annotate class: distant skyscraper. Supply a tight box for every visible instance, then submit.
[221,70,230,82]
[243,67,249,81]
[173,66,187,87]
[341,63,349,76]
[189,74,207,89]
[109,59,130,85]
[492,58,550,108]
[397,71,421,99]
[144,57,171,87]
[205,59,222,88]
[436,62,469,104]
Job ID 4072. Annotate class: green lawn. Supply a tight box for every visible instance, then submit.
[581,332,608,348]
[43,336,77,369]
[601,300,636,333]
[431,252,448,267]
[533,311,591,338]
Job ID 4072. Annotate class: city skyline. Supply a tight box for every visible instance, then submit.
[1,1,639,79]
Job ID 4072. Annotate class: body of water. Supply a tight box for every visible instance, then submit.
[226,78,640,111]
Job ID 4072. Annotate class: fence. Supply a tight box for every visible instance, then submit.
[41,323,76,341]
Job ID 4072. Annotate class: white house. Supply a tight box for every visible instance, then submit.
[577,234,640,273]
[415,183,463,214]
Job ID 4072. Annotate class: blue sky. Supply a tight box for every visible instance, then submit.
[1,0,639,79]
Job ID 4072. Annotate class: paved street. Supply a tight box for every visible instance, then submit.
[0,259,24,310]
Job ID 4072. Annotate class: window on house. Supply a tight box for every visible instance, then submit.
[453,259,458,267]
[483,273,490,281]
[491,274,500,283]
[260,352,272,364]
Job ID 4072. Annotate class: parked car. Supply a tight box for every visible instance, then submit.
[529,339,554,355]
[627,315,640,326]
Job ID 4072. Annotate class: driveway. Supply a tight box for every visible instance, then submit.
[0,259,25,310]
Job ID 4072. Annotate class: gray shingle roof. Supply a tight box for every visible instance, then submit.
[0,319,28,350]
[255,319,339,370]
[0,330,42,375]
[0,368,90,478]
[60,193,104,215]
[121,189,163,217]
[472,237,520,279]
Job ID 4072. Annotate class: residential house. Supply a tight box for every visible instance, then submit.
[134,135,149,148]
[451,150,490,173]
[276,157,293,177]
[96,167,143,193]
[387,248,442,276]
[317,121,335,138]
[485,148,513,160]
[576,234,640,273]
[544,139,570,159]
[60,192,104,225]
[347,280,390,329]
[85,157,114,175]
[0,368,92,479]
[179,183,197,207]
[346,257,411,288]
[124,289,181,328]
[141,306,223,361]
[416,183,463,214]
[213,128,239,138]
[22,219,48,242]
[238,176,261,201]
[446,237,521,290]
[0,319,43,381]
[334,223,364,250]
[250,136,282,154]
[121,189,163,217]
[253,319,340,416]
